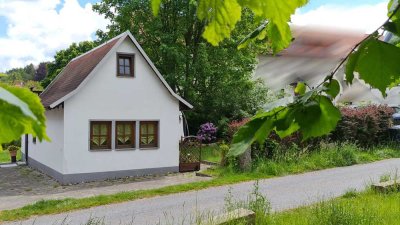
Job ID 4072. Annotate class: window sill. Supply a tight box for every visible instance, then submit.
[116,75,134,78]
[115,148,136,151]
[89,149,112,152]
[139,147,159,150]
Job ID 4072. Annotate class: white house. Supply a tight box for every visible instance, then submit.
[21,31,193,184]
[255,27,400,106]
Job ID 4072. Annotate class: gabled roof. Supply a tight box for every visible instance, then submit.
[40,31,193,110]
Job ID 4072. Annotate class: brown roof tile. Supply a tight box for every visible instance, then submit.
[40,37,120,107]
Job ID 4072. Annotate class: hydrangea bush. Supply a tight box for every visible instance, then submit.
[197,122,217,143]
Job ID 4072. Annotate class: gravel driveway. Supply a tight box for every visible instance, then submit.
[5,158,400,225]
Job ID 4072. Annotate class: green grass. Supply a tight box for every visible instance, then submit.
[201,145,222,163]
[263,191,400,225]
[0,143,399,222]
[207,143,400,178]
[0,149,21,163]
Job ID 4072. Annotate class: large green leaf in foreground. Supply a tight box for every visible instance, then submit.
[346,38,400,96]
[229,95,341,156]
[0,84,49,146]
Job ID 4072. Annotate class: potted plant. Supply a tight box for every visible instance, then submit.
[7,145,19,163]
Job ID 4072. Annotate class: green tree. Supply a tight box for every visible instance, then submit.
[150,0,400,156]
[42,41,98,88]
[93,0,268,132]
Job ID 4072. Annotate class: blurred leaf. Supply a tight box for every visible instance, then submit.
[151,0,162,16]
[229,107,284,156]
[0,84,49,144]
[294,82,306,95]
[388,0,400,20]
[197,0,242,46]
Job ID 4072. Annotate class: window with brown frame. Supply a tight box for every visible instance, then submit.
[140,121,159,148]
[115,121,135,149]
[90,121,112,150]
[117,54,134,77]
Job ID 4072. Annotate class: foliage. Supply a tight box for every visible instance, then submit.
[34,62,47,82]
[152,0,307,52]
[263,191,400,225]
[94,0,268,132]
[0,64,36,84]
[0,148,21,163]
[331,105,394,147]
[227,0,400,157]
[0,84,49,148]
[197,122,217,143]
[7,145,19,152]
[227,118,250,141]
[24,80,43,91]
[42,41,98,88]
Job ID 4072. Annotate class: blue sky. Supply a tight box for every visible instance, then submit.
[0,0,389,71]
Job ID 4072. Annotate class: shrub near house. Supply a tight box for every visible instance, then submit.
[331,105,394,147]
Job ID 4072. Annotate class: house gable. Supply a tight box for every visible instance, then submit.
[40,31,192,110]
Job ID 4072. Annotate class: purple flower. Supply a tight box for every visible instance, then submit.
[197,122,217,143]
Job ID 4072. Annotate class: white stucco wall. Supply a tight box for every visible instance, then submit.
[22,107,65,173]
[63,37,182,174]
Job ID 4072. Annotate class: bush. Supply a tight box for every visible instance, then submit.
[331,105,394,147]
[226,118,249,141]
[197,122,218,143]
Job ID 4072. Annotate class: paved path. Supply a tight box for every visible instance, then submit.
[0,169,210,211]
[5,159,400,225]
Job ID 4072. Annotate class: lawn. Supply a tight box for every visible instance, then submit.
[201,144,222,163]
[263,190,400,225]
[0,149,21,164]
[0,143,399,222]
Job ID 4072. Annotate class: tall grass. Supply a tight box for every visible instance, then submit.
[211,142,400,177]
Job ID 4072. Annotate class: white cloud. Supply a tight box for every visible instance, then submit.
[292,2,388,34]
[0,0,108,71]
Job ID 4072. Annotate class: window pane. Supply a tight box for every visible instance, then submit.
[148,135,155,144]
[92,137,100,146]
[141,124,147,135]
[124,66,130,75]
[100,136,107,145]
[117,124,123,135]
[141,136,147,144]
[124,58,129,66]
[119,66,125,74]
[100,124,107,135]
[93,124,99,135]
[125,125,131,135]
[148,124,155,135]
[119,58,124,66]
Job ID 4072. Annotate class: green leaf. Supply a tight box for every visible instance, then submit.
[351,38,400,96]
[383,21,400,36]
[0,84,49,144]
[151,0,162,16]
[229,107,285,156]
[324,79,340,98]
[239,0,307,53]
[294,96,341,140]
[274,108,299,138]
[388,0,400,21]
[294,82,306,95]
[238,22,268,49]
[197,0,242,46]
[345,49,361,85]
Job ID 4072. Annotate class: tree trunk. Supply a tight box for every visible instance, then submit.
[239,147,252,172]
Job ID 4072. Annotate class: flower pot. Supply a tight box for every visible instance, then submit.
[9,151,17,163]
